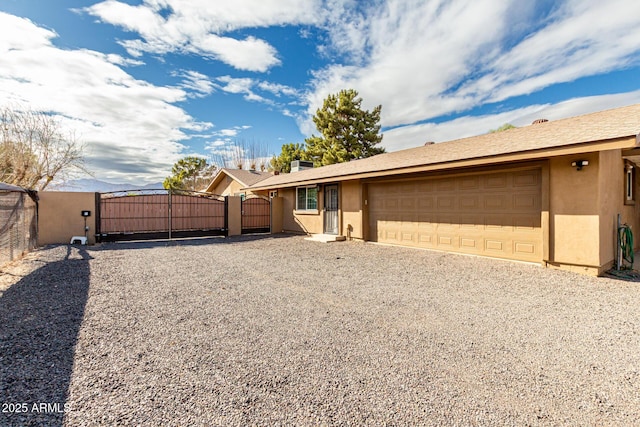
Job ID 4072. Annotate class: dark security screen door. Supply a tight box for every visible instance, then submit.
[324,185,339,235]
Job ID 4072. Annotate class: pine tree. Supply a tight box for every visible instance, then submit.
[163,156,216,191]
[269,143,307,173]
[305,89,384,166]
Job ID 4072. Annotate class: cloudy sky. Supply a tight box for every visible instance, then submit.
[1,0,640,185]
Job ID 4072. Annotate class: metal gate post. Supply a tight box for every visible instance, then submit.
[168,190,172,240]
[224,196,229,237]
[94,192,101,243]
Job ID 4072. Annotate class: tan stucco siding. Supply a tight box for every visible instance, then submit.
[210,178,243,196]
[548,153,601,268]
[38,192,97,245]
[280,187,323,234]
[210,178,268,198]
[341,180,363,239]
[597,149,640,268]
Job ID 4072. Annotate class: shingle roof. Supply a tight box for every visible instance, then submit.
[251,103,640,190]
[222,168,272,187]
[205,168,272,192]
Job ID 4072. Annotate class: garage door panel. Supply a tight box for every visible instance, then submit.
[485,174,509,188]
[461,176,480,190]
[484,194,507,210]
[437,234,456,247]
[459,195,479,209]
[460,237,479,249]
[418,233,434,245]
[437,215,460,228]
[384,198,399,210]
[485,239,506,252]
[513,170,540,187]
[436,179,456,192]
[368,168,542,262]
[417,197,434,209]
[513,214,540,230]
[400,231,415,243]
[416,181,434,192]
[513,193,540,211]
[437,196,455,209]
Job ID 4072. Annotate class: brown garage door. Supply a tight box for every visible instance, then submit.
[368,168,542,262]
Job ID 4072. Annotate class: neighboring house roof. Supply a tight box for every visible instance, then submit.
[251,103,640,190]
[204,168,272,193]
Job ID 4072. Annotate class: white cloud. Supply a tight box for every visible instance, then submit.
[105,53,144,66]
[257,81,299,97]
[212,125,252,138]
[382,91,640,152]
[305,0,640,134]
[457,0,640,104]
[214,75,300,107]
[176,70,215,97]
[0,12,212,183]
[84,0,321,72]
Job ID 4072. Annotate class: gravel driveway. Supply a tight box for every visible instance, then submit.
[1,234,640,426]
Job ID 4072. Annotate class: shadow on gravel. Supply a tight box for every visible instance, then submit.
[0,245,92,427]
[603,268,640,282]
[96,232,297,251]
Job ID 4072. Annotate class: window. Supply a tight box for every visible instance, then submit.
[625,164,634,204]
[269,190,278,198]
[296,186,318,211]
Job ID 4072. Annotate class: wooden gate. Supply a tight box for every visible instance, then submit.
[97,189,226,242]
[241,196,270,234]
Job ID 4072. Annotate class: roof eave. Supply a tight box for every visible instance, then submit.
[249,135,639,190]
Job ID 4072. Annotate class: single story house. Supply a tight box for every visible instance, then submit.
[249,103,640,276]
[204,168,272,198]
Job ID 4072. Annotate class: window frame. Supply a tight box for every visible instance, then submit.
[295,186,318,213]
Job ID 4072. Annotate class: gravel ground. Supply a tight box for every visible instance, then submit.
[2,234,640,426]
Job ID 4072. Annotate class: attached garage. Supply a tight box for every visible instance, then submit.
[367,167,543,262]
[249,104,640,275]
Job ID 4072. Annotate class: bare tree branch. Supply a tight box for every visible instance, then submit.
[0,105,89,190]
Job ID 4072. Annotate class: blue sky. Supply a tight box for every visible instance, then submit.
[1,0,640,184]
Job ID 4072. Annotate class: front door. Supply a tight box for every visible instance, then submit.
[324,185,339,235]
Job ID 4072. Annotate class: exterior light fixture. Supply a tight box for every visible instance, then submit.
[571,160,589,171]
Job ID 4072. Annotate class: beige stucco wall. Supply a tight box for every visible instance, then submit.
[597,149,640,269]
[210,177,268,198]
[38,192,97,245]
[341,180,363,239]
[270,197,284,233]
[211,178,245,197]
[547,149,640,275]
[280,187,323,234]
[226,196,242,236]
[548,153,600,270]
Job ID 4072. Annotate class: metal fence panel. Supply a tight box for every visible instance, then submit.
[0,190,37,267]
[98,189,226,241]
[241,197,270,234]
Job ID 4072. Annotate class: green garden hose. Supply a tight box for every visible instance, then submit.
[618,224,634,267]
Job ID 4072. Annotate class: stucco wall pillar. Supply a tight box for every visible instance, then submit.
[270,197,283,233]
[226,196,242,236]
